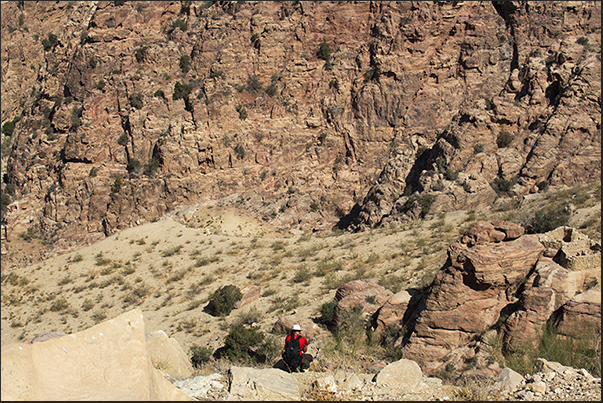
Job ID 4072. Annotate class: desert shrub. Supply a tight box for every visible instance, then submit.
[235,104,247,120]
[173,81,192,100]
[95,79,105,90]
[524,204,570,234]
[190,344,213,368]
[135,46,148,63]
[379,273,406,293]
[246,75,262,94]
[474,143,484,154]
[210,69,225,79]
[292,265,312,284]
[222,323,264,362]
[496,130,513,148]
[117,132,129,146]
[71,253,83,262]
[420,194,437,216]
[71,105,83,129]
[233,144,245,159]
[143,157,160,176]
[129,93,143,109]
[491,178,513,195]
[317,42,331,61]
[2,120,15,136]
[154,90,165,99]
[179,54,191,73]
[444,169,458,181]
[314,260,342,277]
[110,175,122,194]
[126,158,141,173]
[41,33,58,51]
[536,180,549,191]
[319,301,337,331]
[537,321,600,377]
[207,284,242,317]
[161,245,183,257]
[49,297,69,312]
[81,299,94,311]
[265,82,277,97]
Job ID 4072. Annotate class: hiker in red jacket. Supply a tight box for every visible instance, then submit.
[282,324,311,372]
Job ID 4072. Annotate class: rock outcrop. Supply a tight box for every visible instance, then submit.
[1,1,600,267]
[0,309,189,401]
[372,222,601,376]
[281,221,599,381]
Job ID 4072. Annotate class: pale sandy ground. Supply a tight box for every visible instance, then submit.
[1,192,600,374]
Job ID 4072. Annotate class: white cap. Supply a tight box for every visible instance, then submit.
[292,324,301,331]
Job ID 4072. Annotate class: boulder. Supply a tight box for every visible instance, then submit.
[146,330,194,379]
[373,288,422,333]
[553,287,601,337]
[234,284,261,309]
[228,366,300,401]
[334,278,393,321]
[492,367,524,393]
[0,309,189,401]
[173,373,227,400]
[372,358,423,391]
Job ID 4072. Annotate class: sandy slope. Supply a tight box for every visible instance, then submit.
[1,191,600,373]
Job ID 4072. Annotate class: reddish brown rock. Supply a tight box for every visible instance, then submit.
[234,285,261,309]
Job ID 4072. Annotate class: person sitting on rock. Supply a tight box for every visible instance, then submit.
[282,324,312,372]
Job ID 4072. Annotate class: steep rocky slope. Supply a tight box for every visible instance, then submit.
[1,1,600,267]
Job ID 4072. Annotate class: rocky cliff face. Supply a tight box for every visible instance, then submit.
[1,1,600,259]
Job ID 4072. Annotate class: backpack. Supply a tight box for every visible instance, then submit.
[283,334,302,368]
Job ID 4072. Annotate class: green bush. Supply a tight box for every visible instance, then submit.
[71,105,83,129]
[536,180,549,191]
[144,157,161,176]
[2,120,15,136]
[179,54,191,73]
[41,33,58,51]
[111,175,122,194]
[524,204,570,234]
[207,284,242,317]
[129,93,143,109]
[173,81,192,100]
[444,169,458,181]
[491,178,513,195]
[265,82,277,97]
[190,344,213,368]
[135,46,148,63]
[419,194,437,216]
[126,158,141,173]
[233,144,245,159]
[319,301,337,330]
[236,105,247,120]
[223,323,264,362]
[496,130,513,148]
[117,133,128,146]
[317,42,331,61]
[246,75,262,94]
[154,90,165,99]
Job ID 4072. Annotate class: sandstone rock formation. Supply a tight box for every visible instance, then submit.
[1,1,599,266]
[228,365,301,401]
[0,309,189,401]
[385,222,601,376]
[146,329,194,379]
[314,222,600,377]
